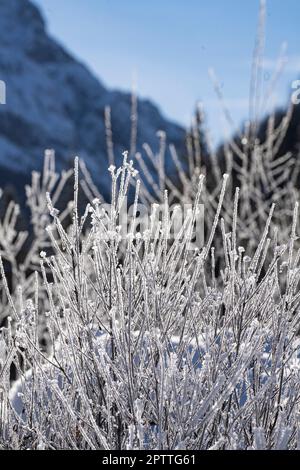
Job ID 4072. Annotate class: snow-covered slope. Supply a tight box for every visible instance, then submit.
[0,0,185,195]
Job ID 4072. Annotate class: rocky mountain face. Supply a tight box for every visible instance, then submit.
[0,0,185,199]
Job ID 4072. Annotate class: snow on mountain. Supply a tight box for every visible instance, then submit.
[0,0,185,196]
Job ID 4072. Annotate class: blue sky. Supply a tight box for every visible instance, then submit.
[35,0,300,142]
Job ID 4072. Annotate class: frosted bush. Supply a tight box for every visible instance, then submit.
[0,145,300,450]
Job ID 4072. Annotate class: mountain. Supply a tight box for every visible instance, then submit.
[0,0,185,199]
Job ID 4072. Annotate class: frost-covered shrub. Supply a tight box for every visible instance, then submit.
[1,148,300,450]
